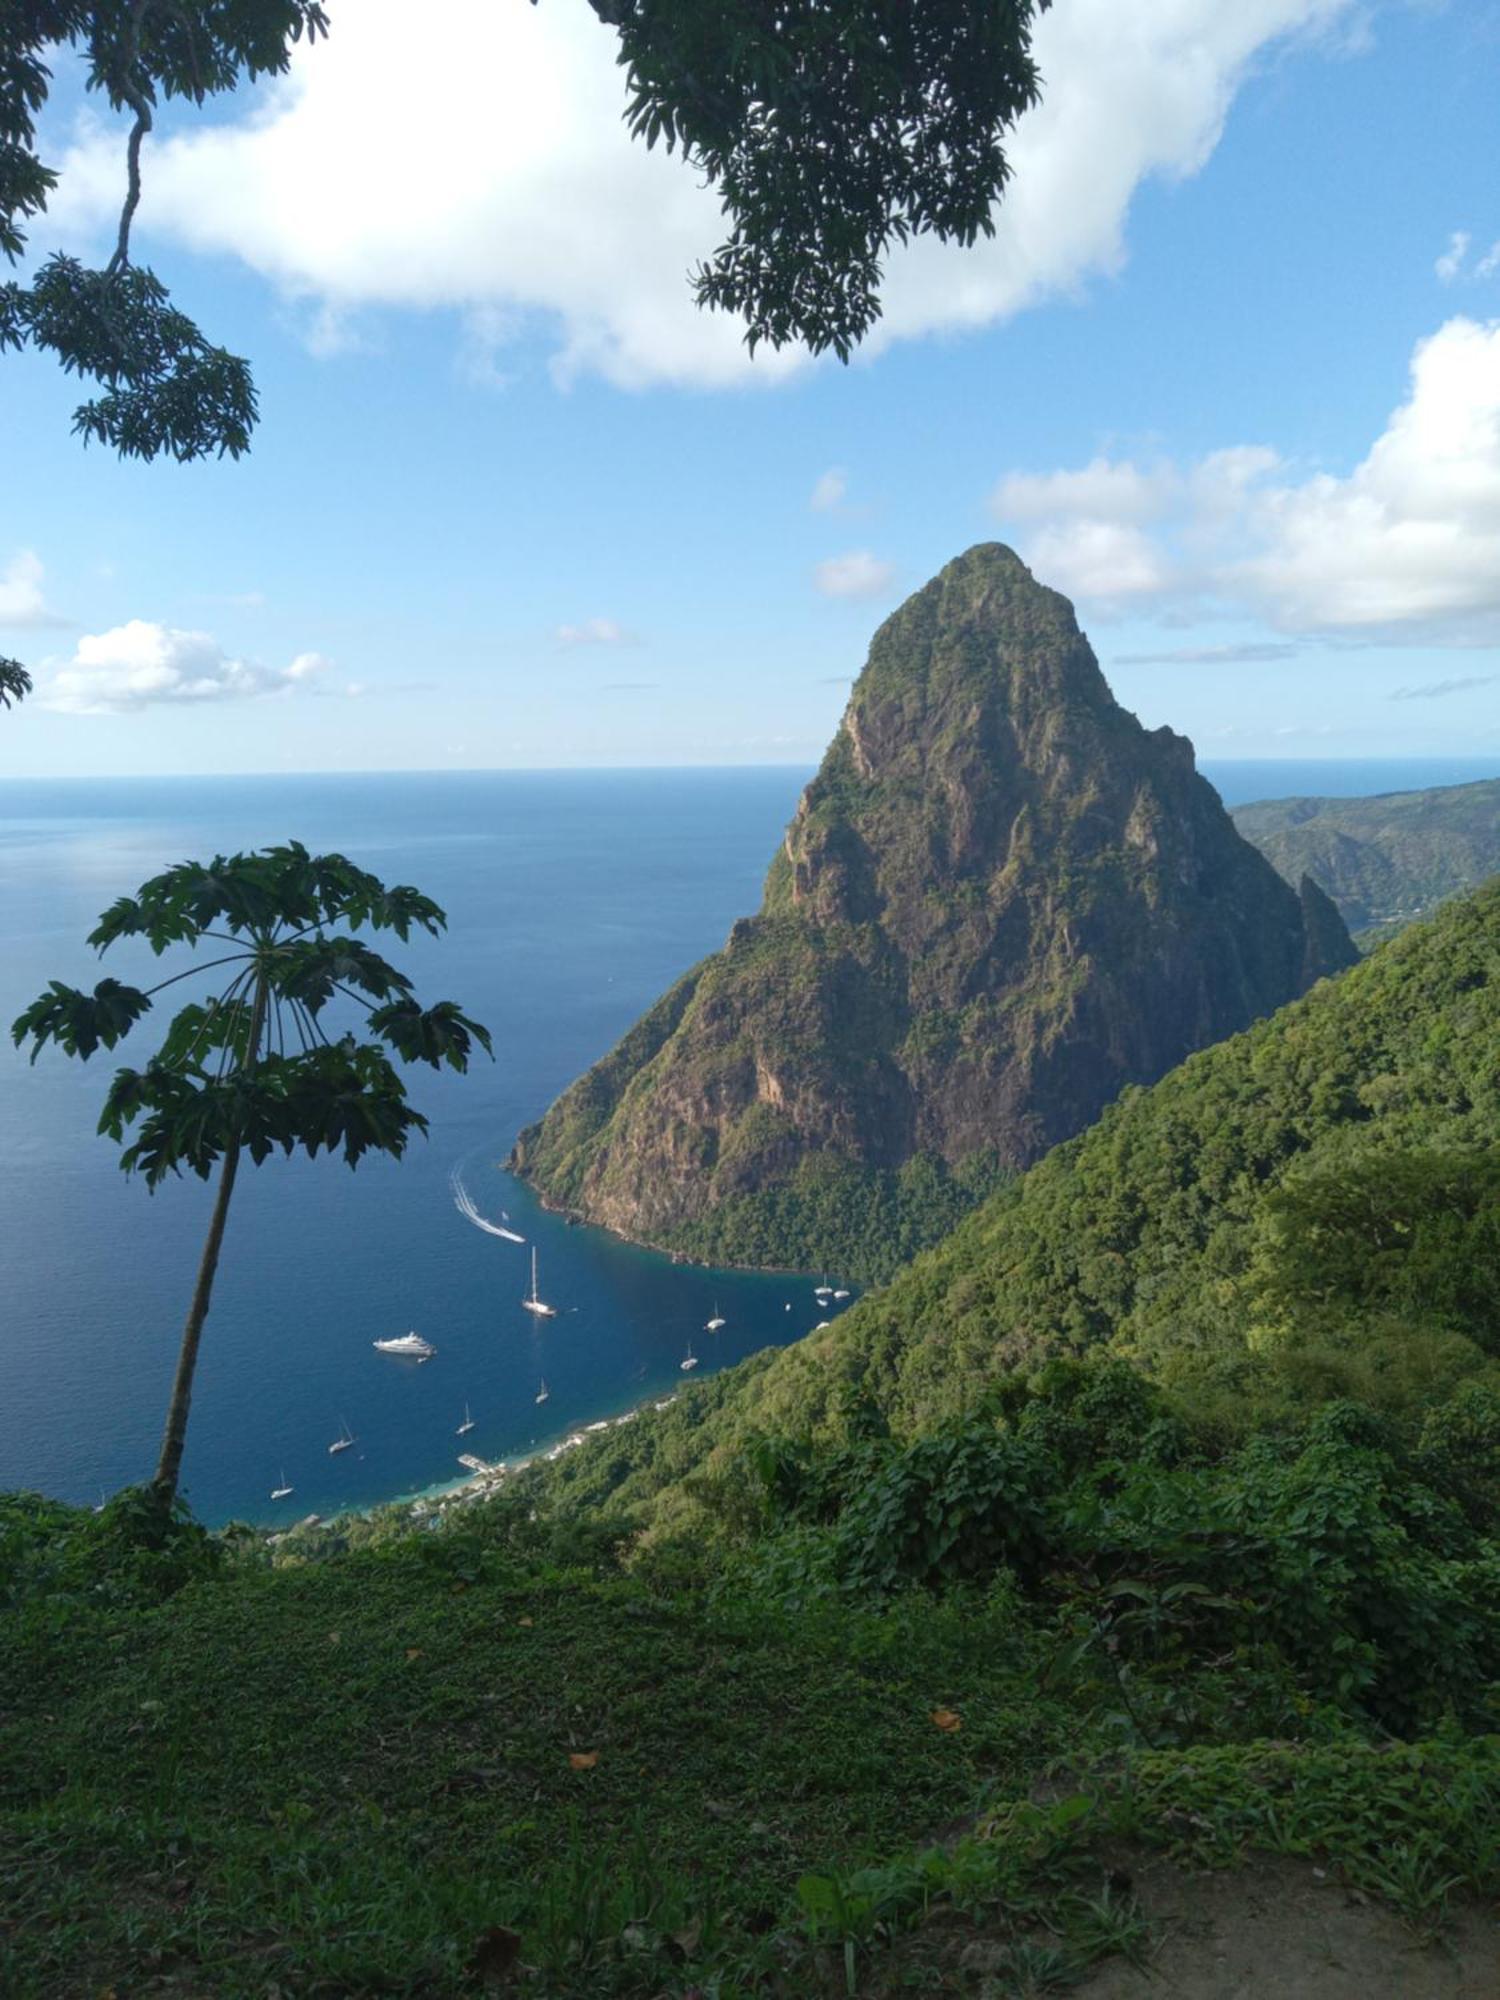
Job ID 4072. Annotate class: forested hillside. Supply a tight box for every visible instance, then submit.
[539,875,1500,1525]
[1234,775,1500,941]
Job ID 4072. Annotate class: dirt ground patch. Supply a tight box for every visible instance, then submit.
[1078,1850,1500,1999]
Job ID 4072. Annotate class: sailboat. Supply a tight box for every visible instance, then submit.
[328,1416,355,1456]
[833,1288,850,1300]
[456,1403,475,1437]
[681,1342,699,1372]
[535,1378,550,1405]
[521,1247,558,1318]
[271,1470,294,1500]
[704,1300,726,1331]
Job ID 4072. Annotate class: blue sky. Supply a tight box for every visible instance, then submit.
[3,0,1499,778]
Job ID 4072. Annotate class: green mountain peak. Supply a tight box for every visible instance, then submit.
[512,549,1358,1278]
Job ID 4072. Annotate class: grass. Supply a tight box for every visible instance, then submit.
[0,1532,1073,1996]
[4,1502,1498,1998]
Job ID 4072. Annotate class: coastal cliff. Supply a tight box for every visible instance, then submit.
[511,544,1357,1277]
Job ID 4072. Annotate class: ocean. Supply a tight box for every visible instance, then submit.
[2,757,1496,1523]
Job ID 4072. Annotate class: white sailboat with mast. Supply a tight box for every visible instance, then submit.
[328,1416,355,1456]
[456,1403,475,1437]
[521,1246,557,1318]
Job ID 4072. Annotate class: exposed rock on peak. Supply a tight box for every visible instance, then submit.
[511,545,1359,1278]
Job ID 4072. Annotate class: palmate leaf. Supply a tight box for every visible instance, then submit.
[369,999,494,1071]
[281,1041,429,1166]
[11,977,152,1062]
[271,935,413,1014]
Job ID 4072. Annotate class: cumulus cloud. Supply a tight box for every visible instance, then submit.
[990,318,1500,642]
[810,468,848,512]
[0,550,68,629]
[556,617,633,647]
[1390,673,1500,701]
[41,621,329,713]
[45,0,1353,390]
[814,551,896,600]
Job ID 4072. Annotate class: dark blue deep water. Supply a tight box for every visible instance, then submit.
[2,758,1496,1522]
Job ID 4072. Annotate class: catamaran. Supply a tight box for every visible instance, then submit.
[328,1417,355,1456]
[271,1470,294,1500]
[681,1342,699,1372]
[456,1403,475,1436]
[704,1301,726,1331]
[373,1331,435,1359]
[535,1378,550,1404]
[521,1247,558,1318]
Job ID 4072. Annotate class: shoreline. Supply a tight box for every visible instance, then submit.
[259,1385,686,1543]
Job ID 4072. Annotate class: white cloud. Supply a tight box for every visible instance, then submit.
[45,0,1353,390]
[556,617,632,647]
[814,551,896,600]
[41,621,330,713]
[1479,241,1500,281]
[0,550,68,629]
[810,468,847,512]
[992,457,1172,525]
[990,318,1500,642]
[1436,230,1471,283]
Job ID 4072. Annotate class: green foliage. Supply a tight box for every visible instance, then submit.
[1251,1149,1500,1343]
[0,1486,219,1626]
[1,2,327,459]
[0,656,31,708]
[615,1,1052,361]
[12,840,489,1188]
[751,1377,1500,1737]
[670,1147,1014,1285]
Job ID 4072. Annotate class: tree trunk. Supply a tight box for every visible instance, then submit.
[151,1138,242,1508]
[151,974,266,1510]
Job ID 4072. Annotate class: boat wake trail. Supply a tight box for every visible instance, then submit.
[450,1170,525,1244]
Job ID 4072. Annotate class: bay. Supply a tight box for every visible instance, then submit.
[2,756,1496,1523]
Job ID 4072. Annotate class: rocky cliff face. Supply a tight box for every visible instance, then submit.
[511,545,1358,1269]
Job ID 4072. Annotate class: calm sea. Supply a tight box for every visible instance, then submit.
[2,758,1496,1523]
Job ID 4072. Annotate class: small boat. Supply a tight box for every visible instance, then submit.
[681,1342,699,1372]
[535,1378,550,1405]
[373,1331,435,1359]
[833,1289,850,1300]
[813,1320,831,1331]
[814,1286,832,1299]
[521,1247,558,1318]
[271,1470,294,1500]
[328,1417,355,1456]
[704,1301,726,1331]
[456,1403,475,1437]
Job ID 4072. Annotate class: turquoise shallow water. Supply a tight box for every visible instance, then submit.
[1,758,1495,1522]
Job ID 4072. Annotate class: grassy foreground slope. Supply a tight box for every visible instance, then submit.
[542,876,1500,1523]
